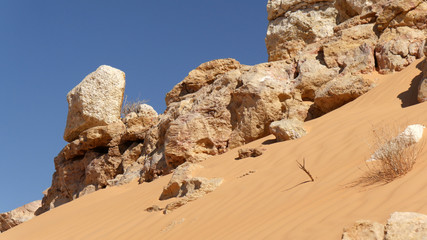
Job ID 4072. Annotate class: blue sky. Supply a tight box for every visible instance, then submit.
[0,0,268,213]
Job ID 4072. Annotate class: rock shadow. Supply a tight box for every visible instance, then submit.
[397,60,425,108]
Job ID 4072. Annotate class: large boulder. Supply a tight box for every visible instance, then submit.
[314,75,375,114]
[385,212,427,239]
[265,0,337,61]
[64,65,126,142]
[122,104,159,142]
[0,200,41,233]
[375,27,425,74]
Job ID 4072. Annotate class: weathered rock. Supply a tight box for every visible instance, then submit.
[334,0,378,21]
[323,24,378,75]
[237,148,263,160]
[228,61,299,148]
[314,75,375,114]
[376,27,426,74]
[159,163,223,213]
[0,200,41,233]
[388,1,427,31]
[376,0,424,31]
[122,104,158,142]
[165,58,241,106]
[385,212,427,240]
[269,119,307,141]
[418,59,427,103]
[342,220,385,240]
[266,1,337,61]
[64,65,126,142]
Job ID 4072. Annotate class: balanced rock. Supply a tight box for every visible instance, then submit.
[342,220,385,240]
[384,212,427,239]
[269,119,307,142]
[0,200,41,233]
[64,65,126,142]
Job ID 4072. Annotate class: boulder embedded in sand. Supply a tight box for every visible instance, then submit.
[342,220,385,240]
[64,65,126,142]
[417,59,427,103]
[314,75,375,114]
[0,200,41,233]
[237,148,263,160]
[384,212,427,239]
[269,119,307,142]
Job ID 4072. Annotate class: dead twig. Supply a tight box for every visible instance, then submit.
[296,158,314,182]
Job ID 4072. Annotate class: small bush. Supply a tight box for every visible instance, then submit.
[121,95,148,118]
[358,125,424,185]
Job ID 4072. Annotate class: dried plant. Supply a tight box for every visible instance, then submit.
[297,158,314,182]
[356,125,424,186]
[121,95,148,117]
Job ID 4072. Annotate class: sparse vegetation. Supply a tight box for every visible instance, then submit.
[357,125,424,185]
[297,158,314,182]
[121,95,148,118]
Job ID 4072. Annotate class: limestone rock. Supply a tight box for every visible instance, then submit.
[376,27,426,74]
[385,212,427,239]
[0,200,41,233]
[323,24,378,75]
[342,220,385,240]
[269,119,307,141]
[237,148,263,160]
[159,163,223,213]
[64,65,126,142]
[387,1,427,31]
[314,75,375,114]
[376,0,424,31]
[417,59,427,103]
[334,0,378,21]
[165,58,241,106]
[266,1,337,61]
[122,104,158,142]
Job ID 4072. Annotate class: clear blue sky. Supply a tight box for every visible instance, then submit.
[0,0,268,213]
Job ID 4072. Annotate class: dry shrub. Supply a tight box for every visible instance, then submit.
[357,125,424,186]
[121,95,148,117]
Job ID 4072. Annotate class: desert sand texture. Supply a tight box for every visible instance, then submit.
[1,58,426,239]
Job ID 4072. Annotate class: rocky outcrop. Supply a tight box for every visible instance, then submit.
[342,220,384,240]
[266,0,337,62]
[266,0,426,74]
[314,75,375,114]
[418,59,427,103]
[269,119,307,142]
[344,212,427,240]
[122,104,158,142]
[0,200,41,233]
[64,65,126,142]
[159,163,223,214]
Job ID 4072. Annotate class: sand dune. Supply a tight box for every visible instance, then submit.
[1,59,426,239]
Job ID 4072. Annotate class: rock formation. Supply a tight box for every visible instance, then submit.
[266,0,426,74]
[64,65,126,142]
[236,148,264,160]
[418,59,427,102]
[343,212,427,240]
[0,200,41,233]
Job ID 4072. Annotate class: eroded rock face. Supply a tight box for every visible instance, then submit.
[0,200,41,233]
[314,75,375,114]
[64,65,126,142]
[266,0,337,62]
[375,27,425,74]
[122,104,159,142]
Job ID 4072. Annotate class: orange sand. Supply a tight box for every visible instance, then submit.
[1,59,426,239]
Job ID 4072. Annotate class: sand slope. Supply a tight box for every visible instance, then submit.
[1,59,426,239]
